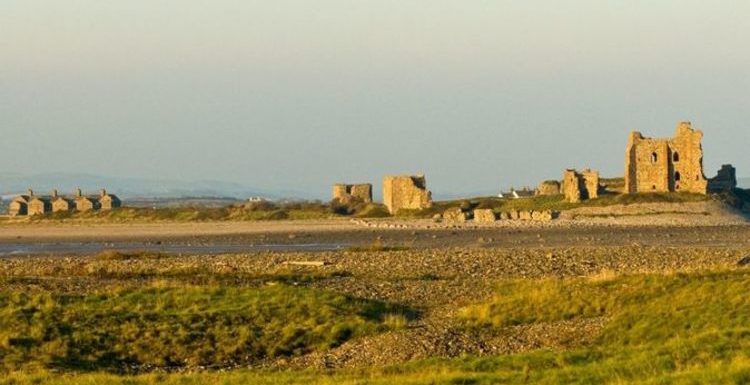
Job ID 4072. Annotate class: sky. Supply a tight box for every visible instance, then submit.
[1,1,749,198]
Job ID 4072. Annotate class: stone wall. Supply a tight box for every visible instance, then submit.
[443,207,468,223]
[708,164,737,192]
[382,175,433,214]
[536,180,561,196]
[332,183,373,204]
[562,169,599,203]
[625,122,708,194]
[473,209,497,223]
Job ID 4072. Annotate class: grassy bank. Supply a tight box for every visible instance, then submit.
[3,268,750,384]
[396,192,710,218]
[0,284,409,373]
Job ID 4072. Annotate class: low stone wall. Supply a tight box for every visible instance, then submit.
[443,207,469,223]
[473,209,497,223]
[444,208,556,223]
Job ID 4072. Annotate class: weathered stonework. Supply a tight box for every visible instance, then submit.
[99,189,122,210]
[625,122,708,194]
[51,190,72,213]
[473,209,497,223]
[536,180,561,196]
[382,175,433,214]
[332,183,373,204]
[443,207,468,223]
[28,196,51,216]
[563,169,600,203]
[531,210,554,221]
[8,188,121,216]
[708,165,737,192]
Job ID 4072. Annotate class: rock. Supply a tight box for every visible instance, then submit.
[443,208,468,223]
[473,209,497,223]
[738,256,750,266]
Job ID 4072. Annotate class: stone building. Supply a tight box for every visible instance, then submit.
[625,122,708,194]
[74,188,99,212]
[8,192,32,217]
[332,183,373,204]
[51,190,73,212]
[98,189,122,210]
[563,169,600,203]
[382,175,433,214]
[708,164,737,192]
[28,194,51,216]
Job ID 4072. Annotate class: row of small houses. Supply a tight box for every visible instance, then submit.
[9,189,121,217]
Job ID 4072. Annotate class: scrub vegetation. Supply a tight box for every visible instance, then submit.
[3,266,750,384]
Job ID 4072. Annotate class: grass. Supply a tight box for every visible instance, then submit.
[7,190,736,222]
[0,285,410,373]
[395,192,710,218]
[17,200,394,222]
[5,268,750,384]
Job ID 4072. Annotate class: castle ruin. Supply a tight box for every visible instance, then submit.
[382,175,433,214]
[332,183,373,204]
[625,122,708,194]
[708,164,737,192]
[562,169,600,203]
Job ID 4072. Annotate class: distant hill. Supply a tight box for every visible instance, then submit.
[0,173,305,200]
[739,178,750,189]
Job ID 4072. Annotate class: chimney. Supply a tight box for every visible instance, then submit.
[52,189,58,198]
[75,188,82,198]
[100,189,107,197]
[27,188,34,197]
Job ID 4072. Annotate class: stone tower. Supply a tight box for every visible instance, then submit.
[625,122,708,194]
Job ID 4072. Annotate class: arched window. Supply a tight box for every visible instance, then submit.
[675,171,681,181]
[673,152,679,162]
[651,152,658,163]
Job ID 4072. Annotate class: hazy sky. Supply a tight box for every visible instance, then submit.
[2,1,749,198]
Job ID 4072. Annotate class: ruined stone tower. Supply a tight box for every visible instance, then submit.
[382,175,432,214]
[332,183,373,204]
[625,122,708,194]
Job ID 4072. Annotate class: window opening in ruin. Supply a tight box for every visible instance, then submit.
[651,152,658,163]
[673,152,679,162]
[652,185,656,190]
[675,171,681,181]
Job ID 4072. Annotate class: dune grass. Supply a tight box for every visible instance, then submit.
[4,268,750,384]
[0,285,409,373]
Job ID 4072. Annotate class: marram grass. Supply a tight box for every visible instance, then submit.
[4,269,750,384]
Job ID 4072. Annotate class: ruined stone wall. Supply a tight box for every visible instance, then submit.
[708,164,737,192]
[562,170,582,203]
[582,170,599,199]
[9,201,26,217]
[563,169,599,203]
[473,209,497,223]
[536,180,561,196]
[383,175,432,214]
[625,122,708,194]
[443,207,468,223]
[332,183,373,203]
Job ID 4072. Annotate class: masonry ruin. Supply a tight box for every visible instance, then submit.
[536,180,561,196]
[625,122,708,194]
[708,165,737,192]
[332,183,373,204]
[382,175,433,214]
[562,169,600,203]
